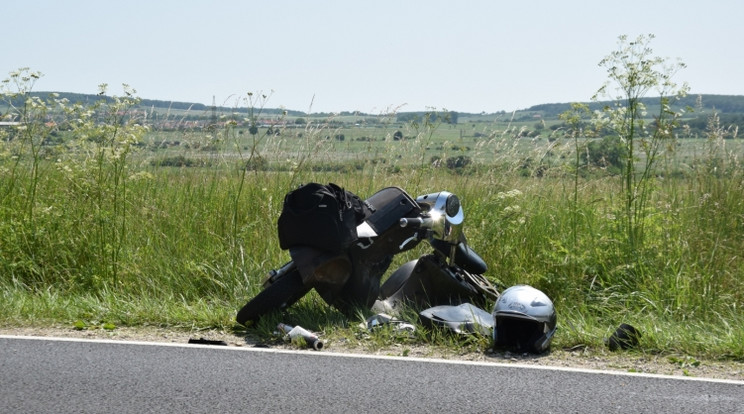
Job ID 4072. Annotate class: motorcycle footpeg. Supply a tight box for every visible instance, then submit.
[262,261,296,288]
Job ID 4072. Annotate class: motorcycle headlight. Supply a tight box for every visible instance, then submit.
[445,194,461,218]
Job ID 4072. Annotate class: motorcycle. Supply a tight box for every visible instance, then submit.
[236,186,499,326]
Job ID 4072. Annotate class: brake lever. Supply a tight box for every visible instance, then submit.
[399,235,418,250]
[398,217,434,250]
[398,229,431,250]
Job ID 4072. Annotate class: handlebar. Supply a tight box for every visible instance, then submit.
[399,217,433,229]
[397,217,433,250]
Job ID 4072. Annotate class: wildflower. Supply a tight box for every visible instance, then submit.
[497,189,523,200]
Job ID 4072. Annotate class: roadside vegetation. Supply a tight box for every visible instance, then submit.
[1,35,743,365]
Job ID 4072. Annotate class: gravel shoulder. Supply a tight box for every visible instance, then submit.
[2,325,743,382]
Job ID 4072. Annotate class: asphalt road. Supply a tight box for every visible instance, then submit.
[1,336,742,413]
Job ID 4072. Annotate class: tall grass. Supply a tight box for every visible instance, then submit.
[1,70,743,360]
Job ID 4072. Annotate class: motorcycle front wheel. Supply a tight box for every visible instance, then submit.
[236,269,311,326]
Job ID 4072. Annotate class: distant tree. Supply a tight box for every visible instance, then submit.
[584,136,625,172]
[446,155,471,170]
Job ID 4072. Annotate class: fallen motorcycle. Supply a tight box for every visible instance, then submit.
[236,184,499,326]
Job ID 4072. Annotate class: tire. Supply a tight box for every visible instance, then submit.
[236,269,311,326]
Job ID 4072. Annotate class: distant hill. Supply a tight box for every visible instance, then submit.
[17,92,744,122]
[26,92,304,117]
[526,94,744,118]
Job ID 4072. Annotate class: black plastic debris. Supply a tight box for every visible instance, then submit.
[606,323,641,351]
[188,338,228,346]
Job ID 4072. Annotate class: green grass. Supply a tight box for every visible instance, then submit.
[1,102,743,362]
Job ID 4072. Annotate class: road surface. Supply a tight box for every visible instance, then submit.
[1,336,742,413]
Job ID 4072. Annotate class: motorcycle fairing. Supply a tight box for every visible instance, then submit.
[378,255,485,310]
[419,302,494,336]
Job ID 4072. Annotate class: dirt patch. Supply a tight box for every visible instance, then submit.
[2,325,742,382]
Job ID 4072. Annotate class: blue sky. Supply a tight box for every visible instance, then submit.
[5,1,743,113]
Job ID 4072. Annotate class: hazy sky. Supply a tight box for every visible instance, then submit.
[5,1,743,113]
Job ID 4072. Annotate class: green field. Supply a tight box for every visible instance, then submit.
[137,120,744,179]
